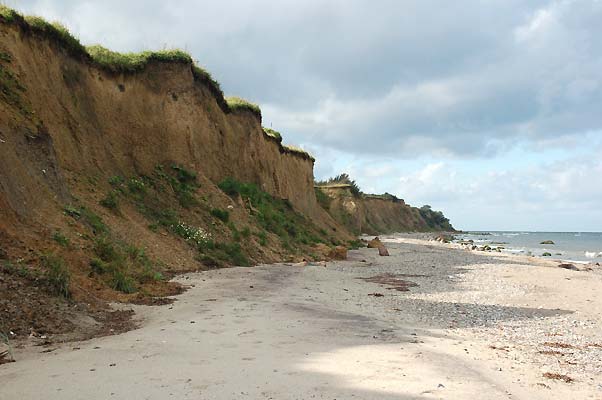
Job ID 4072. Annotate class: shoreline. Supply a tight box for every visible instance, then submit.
[377,232,601,269]
[2,235,602,399]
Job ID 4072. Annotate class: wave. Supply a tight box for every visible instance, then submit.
[585,251,602,259]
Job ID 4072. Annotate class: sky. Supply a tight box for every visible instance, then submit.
[7,0,602,231]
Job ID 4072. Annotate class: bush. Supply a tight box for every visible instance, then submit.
[218,178,330,252]
[42,255,71,298]
[64,205,107,234]
[210,208,230,222]
[90,236,163,293]
[52,231,69,247]
[314,187,331,210]
[100,191,119,210]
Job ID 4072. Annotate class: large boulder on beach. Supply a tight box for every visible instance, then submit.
[540,240,555,245]
[328,246,348,260]
[367,237,383,249]
[378,245,389,256]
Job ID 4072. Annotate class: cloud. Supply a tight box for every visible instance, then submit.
[8,0,602,230]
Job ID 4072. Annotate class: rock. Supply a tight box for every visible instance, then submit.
[313,243,332,260]
[367,237,383,249]
[435,234,453,243]
[540,240,555,245]
[558,263,579,271]
[542,252,552,257]
[378,245,389,256]
[328,246,348,261]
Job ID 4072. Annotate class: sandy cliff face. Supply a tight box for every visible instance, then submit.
[319,186,453,235]
[0,25,321,221]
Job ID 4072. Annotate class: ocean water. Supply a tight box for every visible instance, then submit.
[455,231,602,263]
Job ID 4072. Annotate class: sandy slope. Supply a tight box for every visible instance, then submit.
[1,239,601,399]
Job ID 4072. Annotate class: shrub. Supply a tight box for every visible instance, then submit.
[210,208,229,222]
[100,191,119,210]
[257,231,268,246]
[52,231,70,247]
[108,175,125,187]
[314,187,331,210]
[316,173,362,197]
[42,255,71,298]
[91,237,163,293]
[64,205,107,234]
[241,227,251,238]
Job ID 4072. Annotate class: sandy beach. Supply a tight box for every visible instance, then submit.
[2,236,602,399]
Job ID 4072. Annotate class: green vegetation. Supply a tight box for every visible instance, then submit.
[0,260,38,280]
[64,204,107,234]
[282,144,315,161]
[0,6,19,22]
[0,49,29,115]
[0,6,224,101]
[87,45,191,72]
[314,187,332,210]
[262,127,283,143]
[41,254,71,298]
[226,96,261,118]
[24,16,86,56]
[347,239,364,250]
[90,236,163,293]
[419,205,454,231]
[52,231,70,247]
[210,208,230,222]
[218,177,330,249]
[99,191,119,210]
[316,173,362,197]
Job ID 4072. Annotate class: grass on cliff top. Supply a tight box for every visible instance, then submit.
[226,96,261,118]
[0,6,223,98]
[87,45,192,72]
[262,127,283,143]
[282,144,315,161]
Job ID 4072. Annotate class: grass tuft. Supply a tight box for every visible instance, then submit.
[226,96,261,119]
[262,127,283,143]
[282,144,315,161]
[86,45,192,73]
[24,16,86,56]
[210,208,230,223]
[41,254,71,298]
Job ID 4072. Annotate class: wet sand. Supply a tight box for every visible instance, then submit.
[1,238,601,399]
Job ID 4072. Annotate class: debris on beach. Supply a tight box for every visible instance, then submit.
[558,263,579,271]
[542,372,574,383]
[359,273,418,292]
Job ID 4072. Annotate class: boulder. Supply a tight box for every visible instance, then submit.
[542,252,552,257]
[367,237,383,249]
[313,243,332,260]
[378,245,389,256]
[540,240,555,245]
[328,246,348,261]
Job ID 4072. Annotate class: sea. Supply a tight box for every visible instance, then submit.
[454,231,602,264]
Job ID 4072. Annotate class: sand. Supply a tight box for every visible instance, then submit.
[1,236,602,399]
